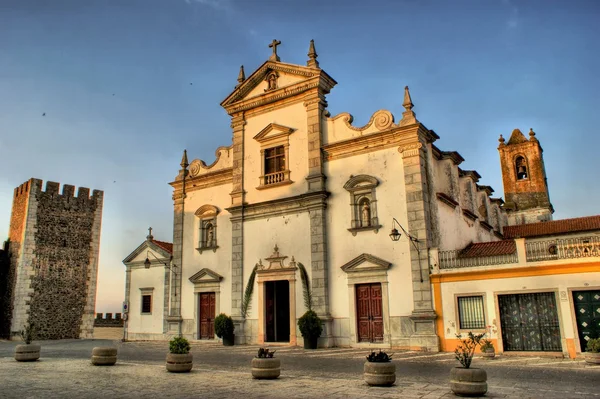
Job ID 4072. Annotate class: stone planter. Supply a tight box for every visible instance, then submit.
[91,347,117,366]
[481,348,495,359]
[223,334,235,346]
[303,336,318,350]
[450,367,487,397]
[585,352,600,364]
[364,361,396,386]
[166,353,193,373]
[14,344,40,362]
[251,357,280,379]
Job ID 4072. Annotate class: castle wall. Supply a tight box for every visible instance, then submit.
[6,179,103,340]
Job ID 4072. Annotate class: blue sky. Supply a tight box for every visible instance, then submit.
[1,0,599,312]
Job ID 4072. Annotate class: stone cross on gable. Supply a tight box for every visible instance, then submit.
[269,39,281,62]
[147,227,153,241]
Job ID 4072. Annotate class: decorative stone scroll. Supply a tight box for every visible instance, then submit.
[398,142,424,158]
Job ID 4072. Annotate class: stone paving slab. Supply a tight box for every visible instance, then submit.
[0,356,598,399]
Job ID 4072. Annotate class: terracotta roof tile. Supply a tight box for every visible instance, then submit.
[503,215,600,239]
[459,240,516,258]
[152,240,173,254]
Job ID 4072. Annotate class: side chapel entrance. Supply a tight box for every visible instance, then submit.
[256,245,298,345]
[265,280,290,342]
[198,292,215,339]
[356,283,384,343]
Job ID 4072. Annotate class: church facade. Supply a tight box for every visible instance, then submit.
[123,40,600,355]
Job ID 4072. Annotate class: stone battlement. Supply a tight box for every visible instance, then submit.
[13,178,103,200]
[94,313,124,327]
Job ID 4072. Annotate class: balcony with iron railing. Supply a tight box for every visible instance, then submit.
[437,235,600,270]
[525,235,600,262]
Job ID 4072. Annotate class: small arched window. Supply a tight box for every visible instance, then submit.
[195,205,219,253]
[515,156,528,180]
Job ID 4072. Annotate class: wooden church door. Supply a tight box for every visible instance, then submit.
[356,283,384,343]
[199,292,215,339]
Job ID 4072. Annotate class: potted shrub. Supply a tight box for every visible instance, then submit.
[214,313,235,346]
[14,321,40,362]
[251,348,280,379]
[166,336,193,373]
[480,339,495,359]
[364,350,395,386]
[451,332,488,397]
[585,337,600,364]
[298,310,322,349]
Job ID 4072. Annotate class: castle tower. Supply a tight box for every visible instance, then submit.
[498,128,553,225]
[1,178,103,339]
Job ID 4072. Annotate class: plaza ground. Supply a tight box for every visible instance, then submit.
[0,339,599,398]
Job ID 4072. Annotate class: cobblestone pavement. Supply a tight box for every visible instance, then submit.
[1,339,598,398]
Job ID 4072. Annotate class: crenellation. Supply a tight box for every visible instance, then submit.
[62,184,75,197]
[45,181,60,195]
[77,187,90,199]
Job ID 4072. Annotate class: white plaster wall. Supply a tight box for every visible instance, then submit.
[243,101,309,204]
[243,213,312,320]
[439,272,600,341]
[325,148,414,318]
[180,184,233,320]
[437,203,498,251]
[128,266,165,334]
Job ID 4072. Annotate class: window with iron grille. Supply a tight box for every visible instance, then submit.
[141,294,152,314]
[457,295,485,329]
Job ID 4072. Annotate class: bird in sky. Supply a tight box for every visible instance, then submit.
[42,113,46,116]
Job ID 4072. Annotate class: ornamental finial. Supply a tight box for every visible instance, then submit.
[236,65,245,88]
[307,39,319,68]
[180,149,189,169]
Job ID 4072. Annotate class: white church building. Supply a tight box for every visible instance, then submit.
[122,40,600,356]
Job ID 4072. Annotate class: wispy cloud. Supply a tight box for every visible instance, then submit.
[184,0,232,10]
[503,0,519,29]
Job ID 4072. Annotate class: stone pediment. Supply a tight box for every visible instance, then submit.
[189,268,224,284]
[340,253,392,273]
[220,60,336,114]
[253,123,295,144]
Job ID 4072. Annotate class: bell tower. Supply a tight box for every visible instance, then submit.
[498,128,553,225]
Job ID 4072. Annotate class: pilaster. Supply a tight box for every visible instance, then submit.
[230,115,246,206]
[304,94,327,192]
[399,136,439,351]
[169,189,185,333]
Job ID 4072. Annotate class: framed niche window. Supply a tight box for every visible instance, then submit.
[195,205,219,253]
[140,287,154,314]
[253,123,295,189]
[343,175,381,236]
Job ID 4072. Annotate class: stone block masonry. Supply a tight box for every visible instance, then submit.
[1,178,103,340]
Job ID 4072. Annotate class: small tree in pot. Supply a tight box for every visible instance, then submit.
[166,336,193,373]
[298,310,322,349]
[251,348,280,379]
[214,313,235,346]
[451,332,487,397]
[364,350,395,386]
[585,337,600,364]
[297,263,322,349]
[480,339,495,359]
[15,320,40,362]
